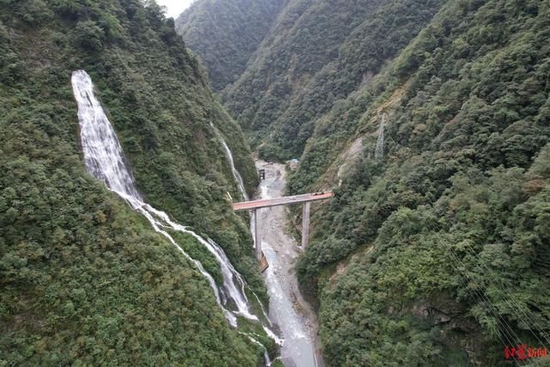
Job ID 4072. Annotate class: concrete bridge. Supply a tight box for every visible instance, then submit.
[232,191,333,261]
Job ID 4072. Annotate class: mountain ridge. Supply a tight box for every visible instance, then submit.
[175,0,286,92]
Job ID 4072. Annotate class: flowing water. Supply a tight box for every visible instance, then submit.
[213,125,249,201]
[213,130,283,351]
[214,136,322,366]
[213,126,263,260]
[255,162,322,367]
[73,69,319,366]
[240,332,272,366]
[72,69,258,328]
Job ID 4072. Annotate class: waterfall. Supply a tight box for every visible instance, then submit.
[211,124,249,201]
[213,126,261,256]
[375,113,385,160]
[72,70,257,327]
[240,332,273,366]
[213,125,284,351]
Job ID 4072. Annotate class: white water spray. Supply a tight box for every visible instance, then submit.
[72,69,257,327]
[211,124,249,201]
[240,332,273,366]
[214,128,283,349]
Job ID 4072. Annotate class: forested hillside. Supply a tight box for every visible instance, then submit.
[175,0,286,92]
[290,0,550,365]
[221,0,448,159]
[180,0,550,365]
[177,0,446,157]
[0,0,265,365]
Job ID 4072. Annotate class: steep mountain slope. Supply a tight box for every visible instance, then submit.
[221,0,448,159]
[0,0,264,365]
[288,0,550,365]
[175,0,286,92]
[178,0,550,365]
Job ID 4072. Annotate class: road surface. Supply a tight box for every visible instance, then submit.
[233,191,333,211]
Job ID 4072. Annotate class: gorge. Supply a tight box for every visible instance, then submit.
[2,0,550,366]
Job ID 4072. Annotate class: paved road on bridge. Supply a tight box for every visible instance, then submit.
[232,191,333,211]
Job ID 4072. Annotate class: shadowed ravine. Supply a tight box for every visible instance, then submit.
[217,129,323,366]
[215,129,323,366]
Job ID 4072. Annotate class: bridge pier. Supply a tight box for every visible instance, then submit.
[301,202,311,248]
[254,208,262,261]
[232,191,333,262]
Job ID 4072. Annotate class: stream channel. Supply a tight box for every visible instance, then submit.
[254,160,324,367]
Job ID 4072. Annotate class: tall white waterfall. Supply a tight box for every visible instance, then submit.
[375,113,385,160]
[72,70,257,327]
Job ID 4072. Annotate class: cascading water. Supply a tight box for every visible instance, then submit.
[213,129,281,345]
[375,113,385,160]
[215,140,285,363]
[213,127,265,281]
[72,69,258,328]
[212,110,321,366]
[240,332,272,367]
[211,124,249,201]
[252,162,321,367]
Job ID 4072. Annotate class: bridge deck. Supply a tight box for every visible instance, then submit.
[232,191,333,211]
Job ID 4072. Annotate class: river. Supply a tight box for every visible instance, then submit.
[72,70,263,328]
[73,69,319,366]
[255,160,324,367]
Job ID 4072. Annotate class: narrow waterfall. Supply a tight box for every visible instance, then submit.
[213,128,262,263]
[71,69,257,327]
[214,127,284,351]
[375,113,385,160]
[211,124,249,201]
[240,333,272,367]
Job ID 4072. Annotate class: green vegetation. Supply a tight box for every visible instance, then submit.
[4,0,550,364]
[0,0,264,365]
[291,0,550,365]
[175,0,285,92]
[220,0,448,159]
[182,0,550,365]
